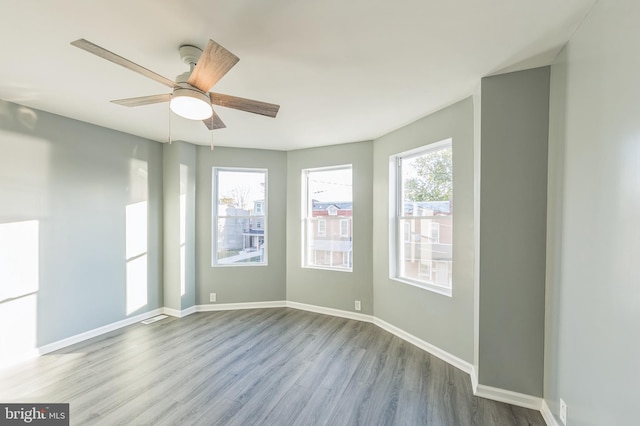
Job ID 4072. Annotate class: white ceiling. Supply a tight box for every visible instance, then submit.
[0,0,595,151]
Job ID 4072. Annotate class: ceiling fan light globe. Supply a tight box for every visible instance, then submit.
[170,88,212,120]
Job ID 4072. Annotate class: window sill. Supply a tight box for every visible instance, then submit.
[212,262,268,268]
[391,277,452,297]
[303,265,353,273]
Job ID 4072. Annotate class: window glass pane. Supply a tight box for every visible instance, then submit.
[397,142,452,290]
[400,147,453,206]
[213,169,267,266]
[398,216,452,285]
[303,166,353,270]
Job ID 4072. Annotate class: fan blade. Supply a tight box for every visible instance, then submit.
[210,93,279,118]
[71,39,176,89]
[202,109,226,130]
[187,39,239,92]
[111,94,171,107]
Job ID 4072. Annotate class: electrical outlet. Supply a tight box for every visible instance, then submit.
[559,398,567,425]
[355,300,361,311]
[210,293,217,303]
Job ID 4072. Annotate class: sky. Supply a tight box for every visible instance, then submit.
[215,167,353,208]
[216,169,266,207]
[307,167,352,202]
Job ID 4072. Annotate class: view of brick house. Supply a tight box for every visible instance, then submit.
[308,200,352,268]
[217,200,265,264]
[401,200,453,287]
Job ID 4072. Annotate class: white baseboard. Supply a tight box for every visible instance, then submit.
[474,384,543,411]
[541,399,560,426]
[470,365,479,393]
[373,317,475,377]
[196,300,286,312]
[38,308,165,356]
[163,306,196,318]
[285,301,374,323]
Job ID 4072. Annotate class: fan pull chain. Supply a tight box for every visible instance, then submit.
[209,104,214,151]
[214,124,219,151]
[168,104,173,144]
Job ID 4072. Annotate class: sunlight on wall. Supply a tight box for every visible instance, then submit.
[180,194,186,297]
[0,123,49,366]
[0,220,39,365]
[125,159,149,315]
[180,164,187,297]
[126,201,148,315]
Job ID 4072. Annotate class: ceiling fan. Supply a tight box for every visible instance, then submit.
[70,38,279,130]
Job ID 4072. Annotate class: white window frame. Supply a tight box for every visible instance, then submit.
[389,139,453,297]
[317,219,327,237]
[212,167,268,267]
[339,219,349,237]
[302,164,353,272]
[429,222,440,243]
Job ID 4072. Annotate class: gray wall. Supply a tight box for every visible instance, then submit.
[195,146,287,304]
[0,102,163,363]
[163,141,196,311]
[545,0,640,423]
[286,141,374,314]
[372,98,475,362]
[478,67,549,396]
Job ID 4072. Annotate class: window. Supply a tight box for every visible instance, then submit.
[212,168,267,266]
[317,219,326,237]
[428,222,440,243]
[302,165,353,271]
[340,219,349,237]
[392,139,453,296]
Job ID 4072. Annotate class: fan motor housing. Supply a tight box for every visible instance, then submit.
[179,45,202,66]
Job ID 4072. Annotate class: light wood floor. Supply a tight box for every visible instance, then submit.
[0,308,545,425]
